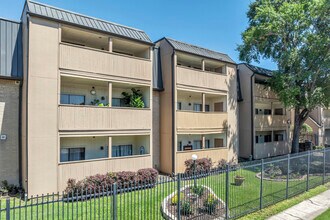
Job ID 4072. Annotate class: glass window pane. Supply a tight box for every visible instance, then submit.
[112,98,121,107]
[60,149,69,162]
[194,104,202,112]
[60,94,69,104]
[70,95,85,105]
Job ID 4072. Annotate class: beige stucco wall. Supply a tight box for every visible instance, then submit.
[25,17,60,196]
[0,79,20,185]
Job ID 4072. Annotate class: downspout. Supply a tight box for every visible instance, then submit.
[250,73,255,159]
[18,80,23,187]
[171,51,175,174]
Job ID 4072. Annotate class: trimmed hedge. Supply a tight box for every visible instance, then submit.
[65,168,158,194]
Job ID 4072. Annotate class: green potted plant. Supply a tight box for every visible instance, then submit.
[122,88,145,108]
[234,175,245,186]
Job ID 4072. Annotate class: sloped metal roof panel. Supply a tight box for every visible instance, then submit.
[165,38,235,64]
[0,18,22,78]
[27,1,152,44]
[243,63,274,77]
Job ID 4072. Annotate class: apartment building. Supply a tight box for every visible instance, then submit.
[155,38,238,174]
[306,107,330,147]
[238,63,291,160]
[21,1,154,195]
[0,18,22,185]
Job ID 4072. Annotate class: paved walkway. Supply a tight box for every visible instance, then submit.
[268,190,330,220]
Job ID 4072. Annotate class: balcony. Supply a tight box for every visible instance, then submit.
[59,43,151,82]
[58,154,151,191]
[254,141,289,159]
[58,105,151,131]
[254,84,277,100]
[255,115,287,130]
[176,111,227,133]
[176,66,227,91]
[175,148,228,173]
[324,118,330,129]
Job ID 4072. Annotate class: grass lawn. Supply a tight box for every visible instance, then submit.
[315,208,330,220]
[0,168,328,219]
[239,182,330,220]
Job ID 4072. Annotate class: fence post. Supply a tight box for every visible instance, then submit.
[286,154,290,199]
[112,183,117,220]
[323,148,326,185]
[259,159,264,210]
[6,198,10,220]
[307,151,311,191]
[177,175,181,220]
[225,164,229,220]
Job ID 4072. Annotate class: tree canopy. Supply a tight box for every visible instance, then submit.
[238,0,330,152]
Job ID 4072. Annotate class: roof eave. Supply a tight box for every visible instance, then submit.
[26,11,154,46]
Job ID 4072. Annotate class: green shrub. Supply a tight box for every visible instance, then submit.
[204,194,218,213]
[180,201,192,215]
[171,192,184,205]
[122,88,145,108]
[191,185,204,196]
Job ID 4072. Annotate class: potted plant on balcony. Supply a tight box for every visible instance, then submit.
[122,88,145,108]
[234,175,245,186]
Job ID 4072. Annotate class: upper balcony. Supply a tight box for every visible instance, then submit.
[176,52,227,91]
[176,90,227,132]
[254,83,277,100]
[59,76,151,132]
[59,26,152,83]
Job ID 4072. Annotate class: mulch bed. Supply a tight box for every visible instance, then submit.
[165,186,225,220]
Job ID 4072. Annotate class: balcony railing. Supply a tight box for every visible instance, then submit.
[254,84,277,99]
[255,115,287,129]
[58,105,151,131]
[176,111,228,132]
[58,154,151,191]
[59,43,152,82]
[175,148,228,173]
[176,66,227,91]
[324,118,330,129]
[254,141,289,159]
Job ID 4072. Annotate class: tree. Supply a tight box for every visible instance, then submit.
[238,0,330,153]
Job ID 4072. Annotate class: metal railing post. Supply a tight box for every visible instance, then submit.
[6,198,10,220]
[323,148,326,185]
[112,183,117,220]
[286,154,290,199]
[225,164,229,220]
[307,151,311,191]
[260,159,264,210]
[177,175,181,220]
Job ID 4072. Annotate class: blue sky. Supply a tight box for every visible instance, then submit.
[0,0,276,69]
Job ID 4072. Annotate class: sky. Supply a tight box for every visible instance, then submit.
[0,0,277,70]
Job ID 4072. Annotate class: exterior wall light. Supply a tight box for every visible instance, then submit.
[90,87,96,95]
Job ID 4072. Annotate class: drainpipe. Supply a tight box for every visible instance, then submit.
[171,51,176,174]
[250,73,256,159]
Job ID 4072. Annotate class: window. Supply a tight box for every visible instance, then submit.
[60,148,85,162]
[255,109,259,115]
[215,138,224,148]
[177,102,182,110]
[205,139,210,148]
[275,133,285,141]
[274,108,284,115]
[255,136,259,144]
[193,140,202,149]
[194,104,202,112]
[112,145,133,157]
[60,94,85,105]
[264,109,272,115]
[205,105,210,112]
[264,135,272,142]
[112,98,125,107]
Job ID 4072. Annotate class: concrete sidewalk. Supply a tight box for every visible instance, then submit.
[268,190,330,220]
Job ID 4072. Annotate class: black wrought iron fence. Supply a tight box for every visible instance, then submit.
[1,148,330,220]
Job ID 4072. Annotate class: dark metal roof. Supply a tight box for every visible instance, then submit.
[0,18,22,78]
[163,38,235,64]
[242,63,274,77]
[26,1,152,44]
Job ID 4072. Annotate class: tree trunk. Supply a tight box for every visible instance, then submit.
[291,108,310,153]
